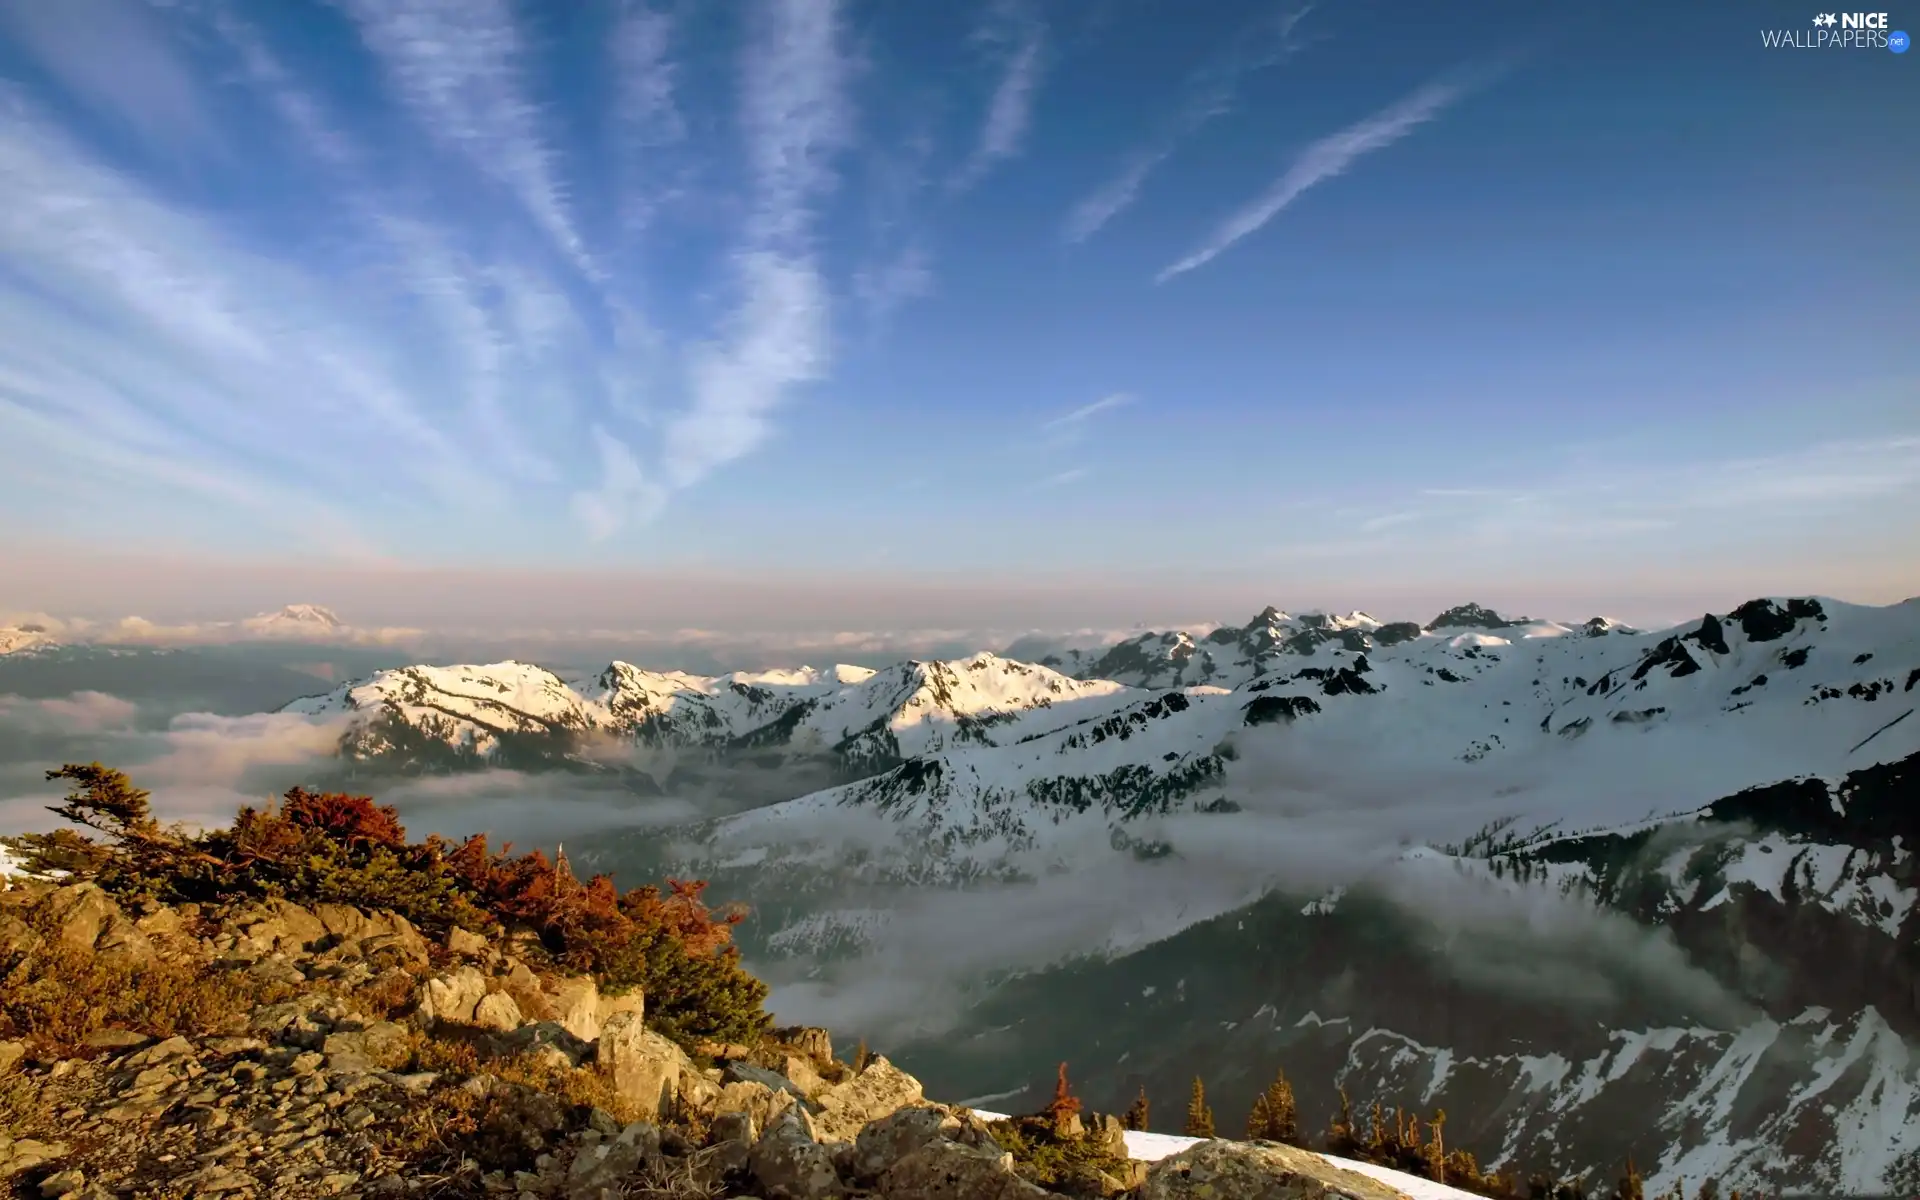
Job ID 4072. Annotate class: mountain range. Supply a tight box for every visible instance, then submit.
[58,595,1920,1191]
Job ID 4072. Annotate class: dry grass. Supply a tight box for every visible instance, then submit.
[0,1070,43,1132]
[618,1150,730,1198]
[0,940,296,1057]
[344,966,426,1021]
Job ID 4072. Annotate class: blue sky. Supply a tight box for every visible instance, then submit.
[0,0,1915,631]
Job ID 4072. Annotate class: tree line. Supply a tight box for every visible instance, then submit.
[1109,1067,1741,1200]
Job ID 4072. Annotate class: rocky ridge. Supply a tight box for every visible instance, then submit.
[0,877,1442,1200]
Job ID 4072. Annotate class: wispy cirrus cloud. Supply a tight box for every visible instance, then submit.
[1041,392,1134,439]
[949,4,1047,193]
[623,0,850,520]
[609,0,686,233]
[1064,3,1314,244]
[611,2,684,150]
[1158,75,1467,282]
[338,0,597,280]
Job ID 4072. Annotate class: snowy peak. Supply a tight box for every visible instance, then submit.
[1425,602,1527,631]
[281,650,1141,770]
[240,604,348,638]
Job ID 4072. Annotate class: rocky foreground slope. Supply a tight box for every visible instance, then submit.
[0,875,1472,1200]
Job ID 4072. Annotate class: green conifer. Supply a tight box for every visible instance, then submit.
[1184,1076,1215,1138]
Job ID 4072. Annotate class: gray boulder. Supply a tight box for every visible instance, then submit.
[878,1138,1053,1200]
[746,1109,845,1200]
[1140,1139,1413,1200]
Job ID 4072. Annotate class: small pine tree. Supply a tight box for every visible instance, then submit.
[1246,1066,1301,1145]
[1615,1158,1644,1200]
[1184,1077,1215,1138]
[1122,1086,1150,1132]
[1246,1090,1273,1140]
[45,762,157,842]
[1325,1087,1358,1156]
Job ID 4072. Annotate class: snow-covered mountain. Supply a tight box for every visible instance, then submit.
[281,651,1139,774]
[1021,602,1640,691]
[673,596,1915,890]
[239,603,350,639]
[262,593,1920,1189]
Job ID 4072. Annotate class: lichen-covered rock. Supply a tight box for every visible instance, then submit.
[596,1012,704,1122]
[747,1109,846,1200]
[490,1020,591,1069]
[811,1055,924,1142]
[417,966,488,1026]
[715,1078,803,1132]
[544,974,600,1043]
[444,926,490,958]
[1140,1139,1412,1200]
[565,1120,661,1198]
[777,1026,833,1063]
[845,1105,1001,1185]
[35,884,116,954]
[878,1137,1052,1200]
[473,990,523,1032]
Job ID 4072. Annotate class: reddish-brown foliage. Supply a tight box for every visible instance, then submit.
[277,787,407,849]
[1046,1061,1083,1136]
[26,763,772,1048]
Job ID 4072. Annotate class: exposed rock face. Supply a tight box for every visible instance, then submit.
[811,1054,925,1141]
[1141,1140,1412,1200]
[595,1011,720,1122]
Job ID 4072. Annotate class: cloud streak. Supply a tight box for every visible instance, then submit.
[950,8,1046,193]
[1064,3,1313,244]
[1041,392,1134,437]
[628,0,850,519]
[339,0,596,281]
[1158,77,1465,282]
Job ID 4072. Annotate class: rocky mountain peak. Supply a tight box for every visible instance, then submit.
[1424,602,1522,631]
